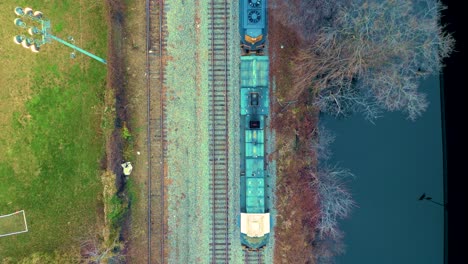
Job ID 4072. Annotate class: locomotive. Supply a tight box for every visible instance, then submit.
[240,0,267,54]
[239,0,270,250]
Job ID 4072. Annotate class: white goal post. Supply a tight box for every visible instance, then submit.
[0,210,28,238]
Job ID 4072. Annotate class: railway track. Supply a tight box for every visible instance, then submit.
[243,250,264,264]
[146,0,167,263]
[208,0,231,263]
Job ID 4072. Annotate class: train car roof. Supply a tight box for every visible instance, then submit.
[240,56,269,88]
[240,88,269,115]
[240,213,270,237]
[245,169,265,213]
[245,130,265,158]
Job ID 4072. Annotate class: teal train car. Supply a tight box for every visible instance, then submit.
[239,56,270,250]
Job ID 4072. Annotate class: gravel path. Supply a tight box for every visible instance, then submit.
[165,1,211,263]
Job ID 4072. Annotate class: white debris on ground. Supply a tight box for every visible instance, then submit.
[121,162,133,176]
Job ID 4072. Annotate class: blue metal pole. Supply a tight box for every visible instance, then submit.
[48,34,107,64]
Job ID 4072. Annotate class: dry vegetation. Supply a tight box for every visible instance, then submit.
[269,0,351,263]
[269,6,320,264]
[82,0,133,262]
[114,0,154,262]
[105,0,127,178]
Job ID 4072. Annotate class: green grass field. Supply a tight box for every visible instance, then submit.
[0,0,108,260]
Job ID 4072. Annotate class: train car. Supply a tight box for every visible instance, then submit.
[239,0,267,54]
[239,56,270,250]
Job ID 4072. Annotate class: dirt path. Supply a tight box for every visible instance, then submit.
[115,0,154,263]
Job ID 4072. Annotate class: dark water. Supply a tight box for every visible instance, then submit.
[322,75,444,264]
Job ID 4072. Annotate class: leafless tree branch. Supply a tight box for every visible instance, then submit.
[299,0,454,121]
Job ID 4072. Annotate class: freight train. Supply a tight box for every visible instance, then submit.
[239,0,270,250]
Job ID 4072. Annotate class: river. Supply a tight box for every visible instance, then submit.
[321,75,444,264]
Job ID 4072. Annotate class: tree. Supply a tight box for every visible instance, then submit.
[269,0,350,42]
[295,0,454,121]
[313,86,382,122]
[313,165,356,240]
[80,236,124,263]
[309,126,355,262]
[311,125,336,163]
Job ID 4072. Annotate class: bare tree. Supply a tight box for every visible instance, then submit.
[313,165,356,240]
[269,0,350,42]
[361,65,429,120]
[314,85,382,122]
[309,126,355,262]
[311,125,336,162]
[80,236,124,263]
[307,163,355,263]
[297,0,454,121]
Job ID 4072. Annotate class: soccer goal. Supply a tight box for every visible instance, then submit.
[0,210,28,238]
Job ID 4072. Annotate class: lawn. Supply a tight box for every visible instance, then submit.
[0,0,108,261]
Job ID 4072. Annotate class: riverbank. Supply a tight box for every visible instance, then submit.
[268,7,321,263]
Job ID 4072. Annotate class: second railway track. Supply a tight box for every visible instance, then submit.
[208,0,231,263]
[146,0,167,263]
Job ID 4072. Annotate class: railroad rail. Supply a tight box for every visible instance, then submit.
[243,250,264,264]
[208,0,231,263]
[146,0,167,263]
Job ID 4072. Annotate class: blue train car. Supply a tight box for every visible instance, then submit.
[239,56,270,250]
[239,0,267,54]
